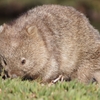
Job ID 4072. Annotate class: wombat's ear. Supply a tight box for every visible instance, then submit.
[0,23,10,34]
[3,23,10,29]
[0,25,4,33]
[26,26,38,36]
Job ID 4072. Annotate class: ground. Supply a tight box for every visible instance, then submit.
[0,77,100,100]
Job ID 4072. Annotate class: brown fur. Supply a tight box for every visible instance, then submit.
[0,5,100,84]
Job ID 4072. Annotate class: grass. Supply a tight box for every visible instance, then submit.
[0,77,100,100]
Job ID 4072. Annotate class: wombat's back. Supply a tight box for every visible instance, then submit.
[15,5,100,83]
[0,5,100,83]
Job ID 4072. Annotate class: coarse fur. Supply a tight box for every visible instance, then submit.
[0,5,100,84]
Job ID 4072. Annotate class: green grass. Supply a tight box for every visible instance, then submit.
[0,77,100,100]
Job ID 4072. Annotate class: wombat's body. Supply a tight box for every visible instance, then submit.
[0,5,100,84]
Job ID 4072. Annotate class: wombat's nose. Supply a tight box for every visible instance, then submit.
[2,70,10,79]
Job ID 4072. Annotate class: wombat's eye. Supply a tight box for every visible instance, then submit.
[21,58,26,65]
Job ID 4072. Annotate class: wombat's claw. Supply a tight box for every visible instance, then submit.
[52,75,64,83]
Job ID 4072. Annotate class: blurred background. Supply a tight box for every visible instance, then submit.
[0,0,100,31]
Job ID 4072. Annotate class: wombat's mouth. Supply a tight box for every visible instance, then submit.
[22,74,39,81]
[22,75,34,81]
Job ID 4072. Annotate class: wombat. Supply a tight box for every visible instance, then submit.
[0,5,100,84]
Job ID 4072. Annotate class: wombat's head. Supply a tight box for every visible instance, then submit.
[0,24,48,80]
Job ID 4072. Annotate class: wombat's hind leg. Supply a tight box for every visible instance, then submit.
[77,66,92,84]
[93,71,100,84]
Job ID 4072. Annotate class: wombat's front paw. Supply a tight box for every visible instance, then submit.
[52,75,64,83]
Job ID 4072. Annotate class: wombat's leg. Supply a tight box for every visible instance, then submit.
[77,65,93,84]
[93,71,100,84]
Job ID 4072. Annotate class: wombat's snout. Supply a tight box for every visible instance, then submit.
[0,57,10,79]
